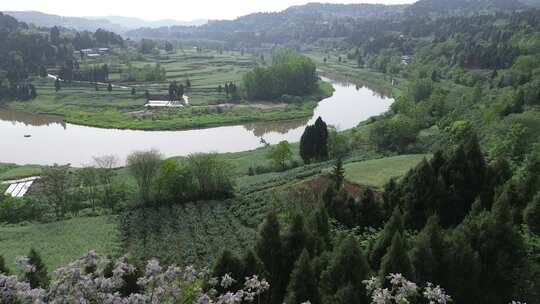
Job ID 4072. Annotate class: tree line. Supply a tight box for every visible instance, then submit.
[243,49,318,101]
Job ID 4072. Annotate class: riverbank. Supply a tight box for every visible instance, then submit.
[7,80,334,131]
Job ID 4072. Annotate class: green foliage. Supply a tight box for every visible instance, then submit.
[25,248,50,289]
[285,250,320,304]
[243,49,317,100]
[255,212,283,304]
[266,141,293,171]
[409,216,445,285]
[123,63,166,82]
[300,117,329,163]
[187,153,234,200]
[0,255,9,275]
[320,235,371,304]
[379,232,414,282]
[120,201,255,267]
[331,158,345,189]
[408,79,433,102]
[370,115,419,153]
[127,150,163,205]
[369,207,404,269]
[525,193,540,234]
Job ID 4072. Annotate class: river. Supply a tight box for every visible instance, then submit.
[0,78,393,166]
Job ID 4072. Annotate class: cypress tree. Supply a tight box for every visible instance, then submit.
[331,158,345,189]
[242,249,265,279]
[255,212,283,304]
[379,232,414,282]
[369,207,404,269]
[282,214,312,301]
[409,216,445,284]
[524,193,540,234]
[314,117,329,161]
[25,248,49,289]
[310,207,331,254]
[212,250,244,293]
[54,78,61,92]
[300,117,329,163]
[285,250,320,304]
[496,182,525,225]
[382,178,400,217]
[320,235,371,304]
[0,255,9,275]
[480,157,511,210]
[401,158,439,230]
[358,188,383,230]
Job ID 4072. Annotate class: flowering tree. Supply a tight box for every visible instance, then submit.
[363,273,452,304]
[0,251,269,304]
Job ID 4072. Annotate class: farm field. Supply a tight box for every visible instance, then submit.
[341,154,431,188]
[0,216,120,271]
[7,49,333,130]
[119,201,256,267]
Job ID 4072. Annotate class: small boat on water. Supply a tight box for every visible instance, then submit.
[24,134,32,138]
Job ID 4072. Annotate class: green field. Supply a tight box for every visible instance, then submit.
[341,154,430,188]
[0,216,120,271]
[0,163,42,181]
[7,49,333,130]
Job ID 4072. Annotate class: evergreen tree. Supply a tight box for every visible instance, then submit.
[39,66,47,78]
[382,178,400,217]
[358,188,383,230]
[379,232,414,282]
[331,158,345,189]
[480,157,511,209]
[369,207,404,269]
[525,193,540,234]
[310,207,331,254]
[285,250,320,304]
[255,212,283,304]
[25,248,49,289]
[320,236,371,304]
[438,136,486,227]
[29,84,37,99]
[0,255,9,274]
[54,78,61,92]
[281,214,312,302]
[456,197,527,304]
[107,83,113,92]
[131,87,136,95]
[409,216,445,285]
[212,250,244,293]
[496,182,526,225]
[242,249,265,279]
[300,117,329,163]
[401,158,439,230]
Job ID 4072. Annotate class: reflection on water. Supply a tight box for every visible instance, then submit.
[0,78,394,166]
[243,118,309,137]
[0,108,67,129]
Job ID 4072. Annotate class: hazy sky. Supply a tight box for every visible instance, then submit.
[1,0,417,21]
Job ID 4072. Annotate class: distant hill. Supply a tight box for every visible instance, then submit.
[86,16,207,29]
[4,11,206,33]
[126,2,406,41]
[407,0,528,15]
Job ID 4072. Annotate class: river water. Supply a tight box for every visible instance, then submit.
[0,78,393,166]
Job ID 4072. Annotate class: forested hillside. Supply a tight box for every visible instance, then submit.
[0,12,123,101]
